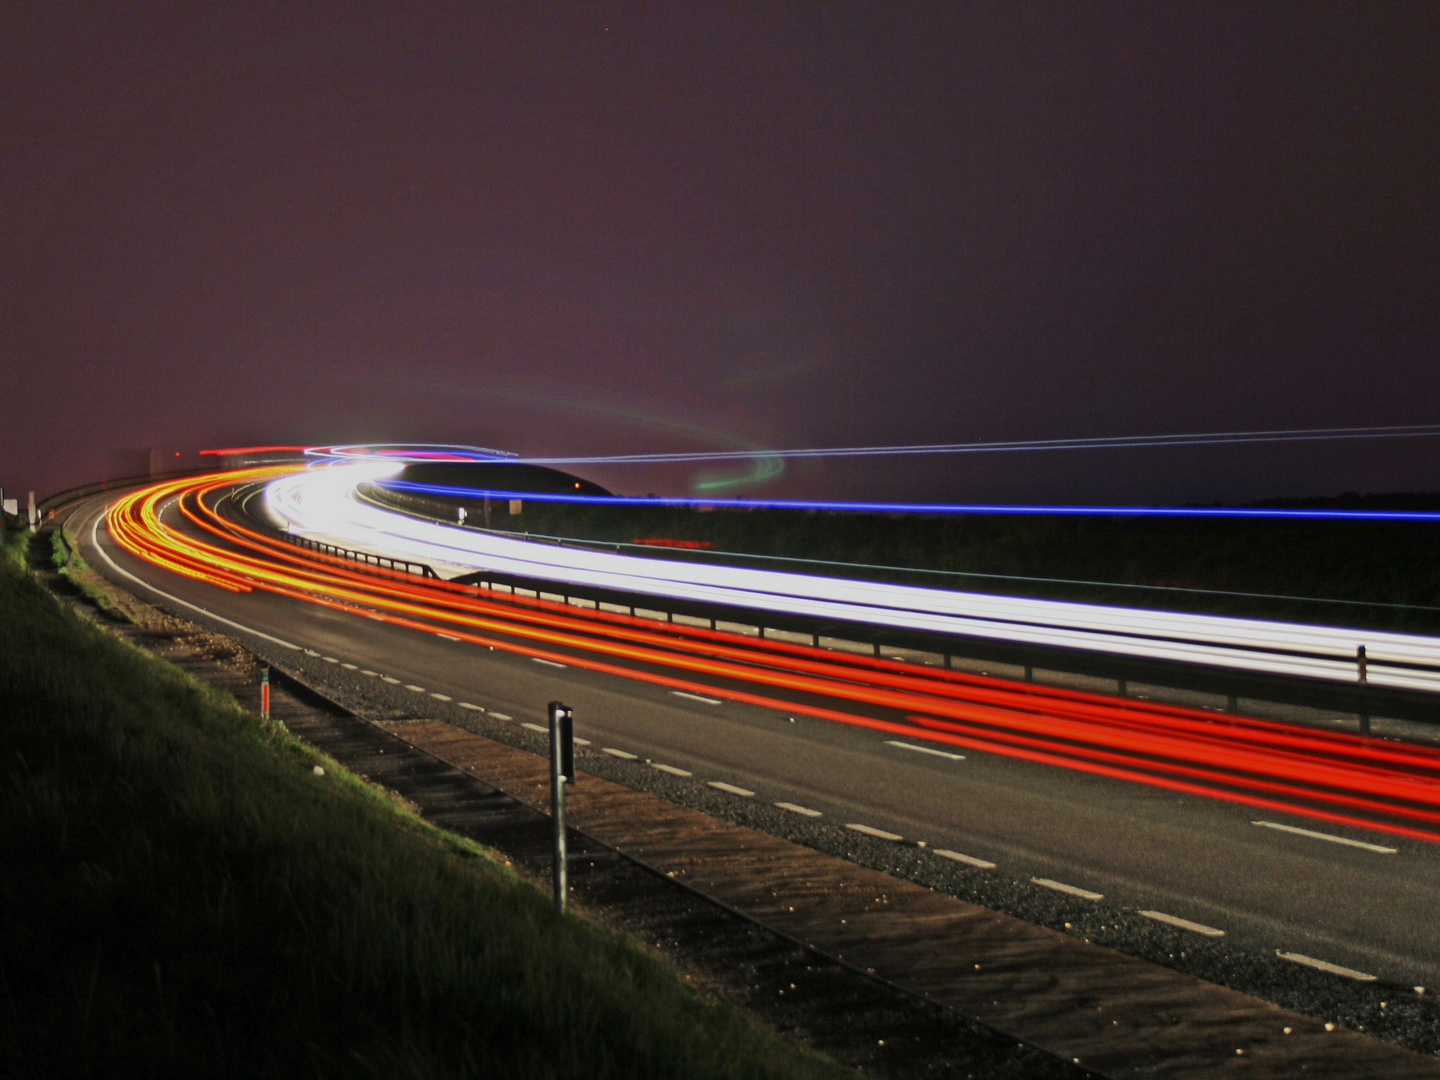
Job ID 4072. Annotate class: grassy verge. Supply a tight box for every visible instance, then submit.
[0,531,851,1079]
[49,524,133,623]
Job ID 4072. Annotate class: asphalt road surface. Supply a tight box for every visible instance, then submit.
[76,490,1440,989]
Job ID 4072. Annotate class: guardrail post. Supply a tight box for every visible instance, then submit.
[549,700,574,913]
[1357,645,1370,734]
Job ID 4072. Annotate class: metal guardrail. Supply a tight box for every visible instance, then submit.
[275,529,438,579]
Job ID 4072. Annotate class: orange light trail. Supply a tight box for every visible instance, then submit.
[104,470,1440,845]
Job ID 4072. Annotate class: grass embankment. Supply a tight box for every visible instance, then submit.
[481,498,1440,634]
[0,524,850,1079]
[49,524,133,623]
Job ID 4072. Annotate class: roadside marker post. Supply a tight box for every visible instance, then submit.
[260,667,270,721]
[1357,645,1370,734]
[549,700,575,913]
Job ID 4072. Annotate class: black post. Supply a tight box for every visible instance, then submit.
[549,701,574,913]
[1357,645,1370,735]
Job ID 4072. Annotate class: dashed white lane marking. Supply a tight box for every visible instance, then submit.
[1277,952,1376,981]
[776,802,822,817]
[1032,878,1103,900]
[531,657,568,668]
[304,649,321,657]
[430,693,452,702]
[885,740,965,761]
[1252,821,1398,854]
[361,670,380,677]
[933,850,996,869]
[847,823,903,841]
[490,713,512,721]
[405,684,427,693]
[1140,911,1225,936]
[341,663,358,670]
[458,702,483,711]
[437,633,460,642]
[526,723,588,744]
[322,656,338,663]
[708,781,754,797]
[382,676,402,684]
[671,690,723,705]
[652,763,693,777]
[603,747,638,760]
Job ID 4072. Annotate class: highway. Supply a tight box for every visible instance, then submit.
[77,466,1440,988]
[271,462,1440,694]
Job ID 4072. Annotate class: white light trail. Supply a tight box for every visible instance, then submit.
[263,464,1440,694]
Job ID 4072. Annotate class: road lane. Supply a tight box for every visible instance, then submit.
[76,488,1440,986]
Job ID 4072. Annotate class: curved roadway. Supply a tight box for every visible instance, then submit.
[71,477,1440,989]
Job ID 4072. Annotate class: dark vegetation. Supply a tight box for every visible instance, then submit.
[398,461,611,497]
[368,480,1440,639]
[0,522,849,1079]
[375,484,1440,634]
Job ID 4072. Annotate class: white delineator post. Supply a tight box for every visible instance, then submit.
[549,700,574,913]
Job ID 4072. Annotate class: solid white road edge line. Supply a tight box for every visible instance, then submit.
[1032,878,1103,900]
[1252,820,1398,854]
[1276,952,1377,981]
[1139,910,1225,936]
[91,515,302,650]
[884,740,965,761]
[776,802,822,817]
[933,850,996,869]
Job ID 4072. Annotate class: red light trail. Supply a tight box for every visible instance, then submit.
[106,469,1440,845]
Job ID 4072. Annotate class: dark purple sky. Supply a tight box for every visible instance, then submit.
[3,2,1437,504]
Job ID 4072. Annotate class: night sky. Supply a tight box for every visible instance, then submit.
[3,3,1437,505]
